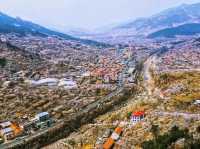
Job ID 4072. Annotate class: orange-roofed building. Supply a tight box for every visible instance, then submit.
[10,122,23,136]
[111,126,123,141]
[103,137,114,149]
[131,111,145,123]
[114,127,123,135]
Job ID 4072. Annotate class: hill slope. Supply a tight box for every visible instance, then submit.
[91,2,200,43]
[115,3,200,35]
[0,40,42,77]
[0,12,107,47]
[148,23,200,38]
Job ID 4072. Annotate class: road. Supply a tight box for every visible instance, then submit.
[143,47,168,98]
[143,55,156,96]
[154,111,200,120]
[0,49,137,149]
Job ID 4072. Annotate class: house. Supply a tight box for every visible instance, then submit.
[58,79,77,89]
[128,68,135,74]
[194,100,200,105]
[95,129,112,149]
[82,71,91,77]
[103,126,123,149]
[131,111,145,123]
[0,121,12,129]
[34,112,53,129]
[28,78,58,87]
[111,127,123,141]
[0,121,23,141]
[35,112,49,122]
[0,127,15,141]
[20,121,34,132]
[35,120,52,129]
[103,137,114,149]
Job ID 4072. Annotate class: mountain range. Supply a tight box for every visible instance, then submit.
[1,2,200,44]
[0,12,108,47]
[116,3,200,35]
[79,2,200,42]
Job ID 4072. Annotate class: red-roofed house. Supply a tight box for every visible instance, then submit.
[131,111,145,123]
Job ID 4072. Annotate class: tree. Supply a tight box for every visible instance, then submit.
[0,58,7,67]
[150,124,159,147]
[196,126,200,134]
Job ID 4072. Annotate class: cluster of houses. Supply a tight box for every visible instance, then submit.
[4,34,100,63]
[0,112,53,144]
[93,111,145,149]
[89,58,123,83]
[156,42,200,73]
[0,121,22,142]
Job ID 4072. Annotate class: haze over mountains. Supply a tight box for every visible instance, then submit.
[115,3,200,36]
[1,2,200,45]
[76,2,200,43]
[0,12,108,47]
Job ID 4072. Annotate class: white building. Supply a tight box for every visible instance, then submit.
[58,79,77,89]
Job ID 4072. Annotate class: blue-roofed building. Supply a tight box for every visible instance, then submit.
[35,112,49,122]
[0,127,14,141]
[0,121,12,129]
[33,112,53,130]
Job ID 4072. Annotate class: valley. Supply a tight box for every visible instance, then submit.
[1,2,200,149]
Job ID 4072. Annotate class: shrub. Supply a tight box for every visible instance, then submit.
[142,125,187,149]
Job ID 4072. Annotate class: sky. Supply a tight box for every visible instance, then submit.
[0,0,200,31]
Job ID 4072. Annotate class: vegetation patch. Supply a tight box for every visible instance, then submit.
[0,57,7,67]
[142,125,200,149]
[153,71,200,102]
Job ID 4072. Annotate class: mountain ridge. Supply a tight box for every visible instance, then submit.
[148,23,200,38]
[87,2,200,43]
[0,12,108,47]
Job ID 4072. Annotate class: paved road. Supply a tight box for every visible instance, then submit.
[154,111,200,120]
[0,49,135,149]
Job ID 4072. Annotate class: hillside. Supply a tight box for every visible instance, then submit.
[0,40,42,78]
[88,2,200,43]
[0,12,108,47]
[148,23,200,38]
[115,3,200,35]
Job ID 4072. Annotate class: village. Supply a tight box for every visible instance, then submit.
[0,33,145,146]
[155,38,200,74]
[1,32,200,148]
[40,37,200,149]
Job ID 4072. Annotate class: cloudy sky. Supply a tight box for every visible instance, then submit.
[0,0,199,30]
